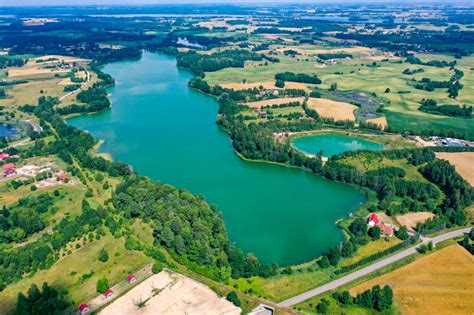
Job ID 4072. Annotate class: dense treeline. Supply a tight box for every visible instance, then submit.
[275,72,322,84]
[15,283,70,314]
[331,285,393,312]
[0,56,27,69]
[317,53,352,60]
[112,176,278,280]
[419,99,472,118]
[420,159,473,223]
[177,50,263,76]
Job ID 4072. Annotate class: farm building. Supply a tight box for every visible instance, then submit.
[367,213,379,226]
[367,213,394,236]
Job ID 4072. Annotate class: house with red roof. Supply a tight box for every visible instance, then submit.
[103,289,114,299]
[0,153,9,160]
[377,223,394,237]
[59,172,68,182]
[2,163,16,177]
[126,274,137,283]
[78,303,89,314]
[367,213,379,226]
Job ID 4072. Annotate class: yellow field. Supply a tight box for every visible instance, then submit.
[396,212,435,230]
[366,116,388,129]
[435,152,474,186]
[350,245,474,315]
[244,97,305,109]
[220,81,311,91]
[306,97,357,121]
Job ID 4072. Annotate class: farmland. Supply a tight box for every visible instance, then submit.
[350,245,474,315]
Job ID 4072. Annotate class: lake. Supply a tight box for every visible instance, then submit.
[68,52,366,265]
[292,134,382,157]
[0,124,19,138]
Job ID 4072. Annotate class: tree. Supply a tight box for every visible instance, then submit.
[318,255,330,268]
[384,87,390,93]
[368,226,381,240]
[14,283,70,315]
[329,82,338,91]
[316,298,330,313]
[98,248,109,262]
[226,291,241,307]
[341,241,355,257]
[275,79,285,88]
[395,226,409,240]
[96,278,109,294]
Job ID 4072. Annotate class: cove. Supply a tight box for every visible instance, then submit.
[0,124,19,138]
[68,52,366,265]
[292,134,382,157]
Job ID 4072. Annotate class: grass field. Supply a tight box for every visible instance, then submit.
[435,152,474,186]
[205,44,474,139]
[350,245,474,315]
[0,234,152,313]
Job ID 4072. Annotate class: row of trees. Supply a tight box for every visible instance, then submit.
[275,71,322,84]
[419,98,472,118]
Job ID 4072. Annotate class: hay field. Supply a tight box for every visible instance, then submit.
[99,270,241,315]
[306,98,357,121]
[395,212,435,230]
[366,116,388,129]
[244,97,305,109]
[350,245,474,315]
[435,152,474,186]
[8,55,88,78]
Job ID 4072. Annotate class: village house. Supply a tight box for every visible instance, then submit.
[367,213,394,237]
[0,153,10,160]
[2,163,16,177]
[103,289,114,299]
[126,274,137,283]
[78,303,89,314]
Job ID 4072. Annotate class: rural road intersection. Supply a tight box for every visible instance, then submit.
[278,227,472,307]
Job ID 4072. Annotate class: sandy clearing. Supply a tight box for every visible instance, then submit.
[366,116,388,129]
[244,97,305,109]
[99,270,241,315]
[306,98,357,121]
[374,212,399,227]
[435,152,474,186]
[349,245,474,315]
[395,212,435,230]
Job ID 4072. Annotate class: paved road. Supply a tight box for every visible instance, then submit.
[278,227,472,307]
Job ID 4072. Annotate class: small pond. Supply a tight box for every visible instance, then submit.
[291,134,383,157]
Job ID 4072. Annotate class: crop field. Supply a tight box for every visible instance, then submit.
[306,97,358,121]
[435,152,474,186]
[349,245,474,315]
[395,212,436,230]
[366,116,388,129]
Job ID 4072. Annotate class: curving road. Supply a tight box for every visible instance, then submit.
[278,227,472,307]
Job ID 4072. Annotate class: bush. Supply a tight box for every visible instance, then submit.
[226,291,241,307]
[96,278,109,293]
[152,262,163,274]
[98,248,109,262]
[316,298,330,313]
[368,226,381,240]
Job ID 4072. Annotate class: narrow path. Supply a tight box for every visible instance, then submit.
[59,69,91,101]
[278,227,472,307]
